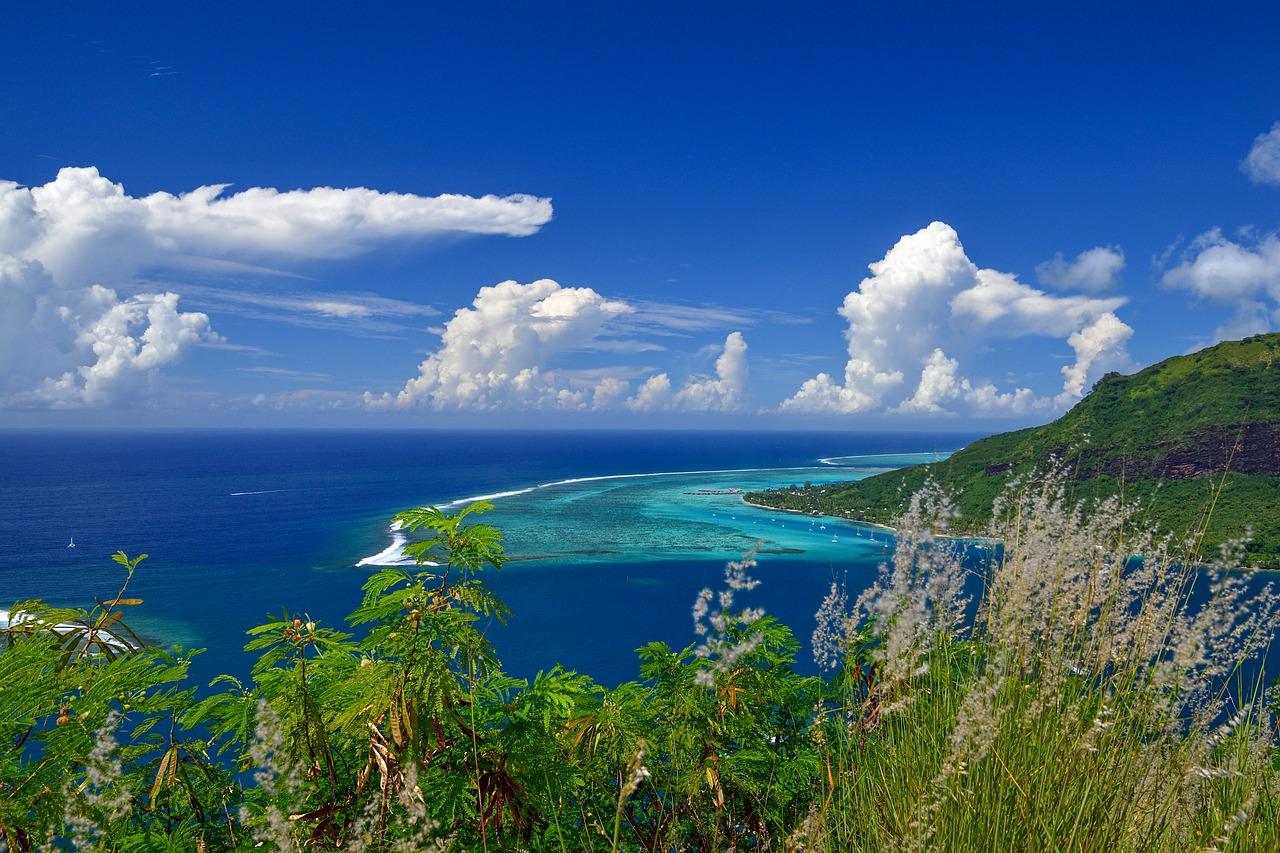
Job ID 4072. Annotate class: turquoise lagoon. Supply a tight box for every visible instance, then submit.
[362,455,929,568]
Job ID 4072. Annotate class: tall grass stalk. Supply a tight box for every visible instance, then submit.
[809,468,1280,850]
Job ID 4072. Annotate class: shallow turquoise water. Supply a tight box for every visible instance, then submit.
[370,455,926,567]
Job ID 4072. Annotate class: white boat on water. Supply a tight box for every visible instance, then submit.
[67,536,75,549]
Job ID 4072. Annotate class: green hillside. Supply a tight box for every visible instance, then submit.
[749,333,1280,566]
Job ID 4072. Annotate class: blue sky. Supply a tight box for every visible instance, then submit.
[2,2,1279,428]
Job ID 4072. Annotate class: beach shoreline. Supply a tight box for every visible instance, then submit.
[739,496,1013,549]
[739,496,898,533]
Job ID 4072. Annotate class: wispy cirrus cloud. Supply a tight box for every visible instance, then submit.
[309,301,373,318]
[245,389,364,411]
[618,300,811,336]
[197,340,279,357]
[163,282,439,337]
[237,366,332,383]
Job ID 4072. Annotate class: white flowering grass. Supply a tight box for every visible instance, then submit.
[691,547,766,687]
[238,700,304,851]
[808,467,1280,851]
[61,712,132,850]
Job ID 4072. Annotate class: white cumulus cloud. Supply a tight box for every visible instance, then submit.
[893,348,1045,416]
[1242,121,1280,186]
[0,254,216,407]
[894,349,965,415]
[1056,313,1134,406]
[965,381,1040,416]
[780,222,1132,417]
[672,332,748,411]
[591,376,632,410]
[367,279,755,415]
[625,374,673,412]
[627,332,750,412]
[23,290,215,407]
[1161,228,1280,341]
[777,372,878,415]
[366,279,634,411]
[1036,246,1125,292]
[951,270,1124,335]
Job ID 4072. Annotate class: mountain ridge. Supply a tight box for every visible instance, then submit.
[747,333,1280,566]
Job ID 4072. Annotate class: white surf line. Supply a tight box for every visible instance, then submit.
[438,486,542,508]
[817,451,956,466]
[229,489,291,496]
[357,464,846,567]
[355,519,442,569]
[440,465,846,508]
[356,520,410,567]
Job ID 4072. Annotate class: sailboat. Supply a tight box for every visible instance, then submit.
[67,536,76,549]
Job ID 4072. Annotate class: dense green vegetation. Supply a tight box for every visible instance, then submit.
[3,480,1279,851]
[749,333,1280,566]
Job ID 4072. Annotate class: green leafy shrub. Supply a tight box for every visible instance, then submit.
[3,478,1278,851]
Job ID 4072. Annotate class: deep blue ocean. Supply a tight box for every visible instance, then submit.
[0,430,976,689]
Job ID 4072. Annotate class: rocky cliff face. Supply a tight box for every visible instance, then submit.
[1023,421,1280,482]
